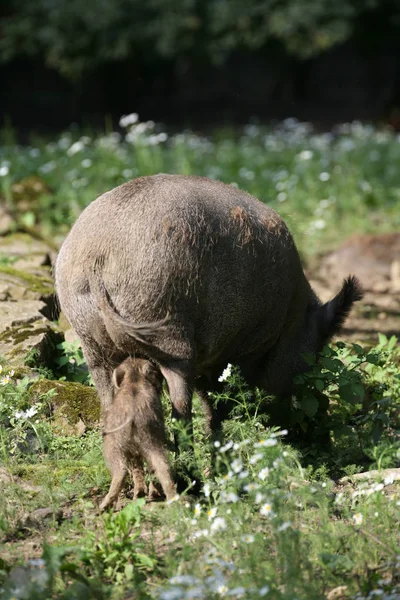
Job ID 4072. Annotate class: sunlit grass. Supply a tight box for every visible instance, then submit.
[1,117,399,258]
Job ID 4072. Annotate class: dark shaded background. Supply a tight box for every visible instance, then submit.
[1,0,399,134]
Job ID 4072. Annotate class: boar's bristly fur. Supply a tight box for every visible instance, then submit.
[55,174,363,470]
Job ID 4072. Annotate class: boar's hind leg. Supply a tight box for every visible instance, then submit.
[160,362,194,435]
[160,362,201,492]
[80,338,115,410]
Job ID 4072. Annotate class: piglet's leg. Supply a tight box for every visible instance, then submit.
[100,461,127,511]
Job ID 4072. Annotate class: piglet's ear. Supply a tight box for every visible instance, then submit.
[319,275,364,341]
[141,361,162,386]
[112,364,127,389]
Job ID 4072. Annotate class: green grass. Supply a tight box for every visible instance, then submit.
[0,337,399,599]
[1,117,400,258]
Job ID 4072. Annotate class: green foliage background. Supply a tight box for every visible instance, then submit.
[1,0,400,80]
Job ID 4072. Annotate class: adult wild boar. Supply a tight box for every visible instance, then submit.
[55,174,363,440]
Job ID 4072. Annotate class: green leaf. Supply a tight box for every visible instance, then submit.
[135,553,156,568]
[300,395,319,418]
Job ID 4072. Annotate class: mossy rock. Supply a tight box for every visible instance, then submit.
[0,264,53,301]
[29,379,101,434]
[0,315,63,366]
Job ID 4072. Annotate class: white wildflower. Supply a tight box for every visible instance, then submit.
[217,585,229,595]
[243,482,260,492]
[259,586,270,596]
[313,219,326,230]
[0,165,9,177]
[220,441,234,453]
[255,492,265,504]
[81,158,92,168]
[207,507,217,521]
[353,513,363,525]
[255,438,277,448]
[298,150,313,160]
[119,113,139,128]
[249,452,263,464]
[203,482,211,497]
[1,376,10,385]
[194,503,202,517]
[231,459,243,473]
[67,140,86,156]
[241,534,254,543]
[258,467,270,481]
[319,172,330,181]
[223,492,239,503]
[166,494,180,505]
[227,587,246,597]
[218,364,232,382]
[278,521,291,532]
[260,502,274,517]
[210,517,227,533]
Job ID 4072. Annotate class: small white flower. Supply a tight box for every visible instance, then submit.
[210,517,227,533]
[298,150,313,160]
[81,158,92,168]
[194,503,202,517]
[1,376,10,385]
[67,140,85,156]
[258,467,270,481]
[255,492,265,504]
[220,441,234,453]
[25,406,38,418]
[227,587,246,597]
[259,585,270,596]
[218,364,232,382]
[166,494,180,505]
[224,492,239,503]
[278,521,291,532]
[241,534,254,543]
[203,482,211,497]
[260,502,274,517]
[214,440,221,448]
[277,192,287,202]
[0,165,9,177]
[231,459,243,473]
[275,429,288,437]
[353,513,363,525]
[207,507,217,521]
[119,113,139,128]
[255,438,277,448]
[9,370,15,377]
[384,473,400,485]
[319,172,330,181]
[250,452,264,464]
[243,482,260,492]
[192,529,209,539]
[217,585,229,595]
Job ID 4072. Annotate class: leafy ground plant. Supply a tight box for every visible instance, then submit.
[2,338,398,599]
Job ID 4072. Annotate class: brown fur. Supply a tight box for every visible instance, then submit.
[100,358,176,511]
[55,174,363,476]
